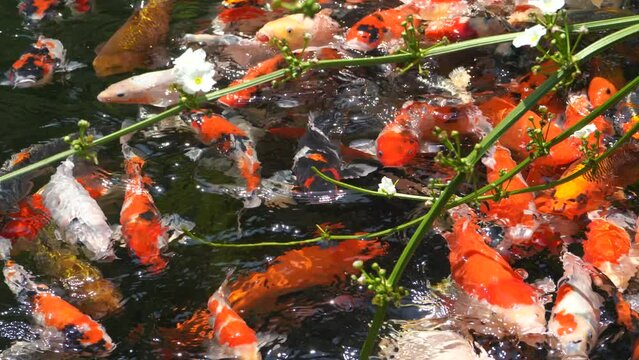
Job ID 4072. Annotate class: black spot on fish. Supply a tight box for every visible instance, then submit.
[356,24,380,44]
[139,210,156,221]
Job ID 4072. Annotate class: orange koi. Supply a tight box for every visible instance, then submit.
[0,194,50,242]
[120,146,169,272]
[480,144,537,244]
[207,283,261,359]
[446,207,546,338]
[228,239,386,314]
[18,0,90,21]
[548,252,603,358]
[376,101,490,167]
[564,92,612,138]
[583,215,639,291]
[216,5,267,23]
[424,15,507,42]
[344,5,419,52]
[184,110,262,192]
[93,0,173,77]
[3,260,114,354]
[588,76,618,108]
[5,36,65,88]
[218,54,286,108]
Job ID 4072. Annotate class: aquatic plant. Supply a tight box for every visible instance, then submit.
[2,5,639,359]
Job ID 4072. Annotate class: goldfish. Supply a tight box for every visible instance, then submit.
[93,0,173,77]
[548,252,603,358]
[33,233,123,319]
[228,239,386,314]
[376,101,490,167]
[3,36,66,88]
[97,68,179,107]
[480,144,537,245]
[120,144,170,272]
[183,110,262,193]
[219,54,286,108]
[3,260,114,354]
[207,281,261,360]
[255,9,339,50]
[0,138,67,213]
[41,159,114,261]
[445,206,546,340]
[582,212,639,291]
[344,5,418,52]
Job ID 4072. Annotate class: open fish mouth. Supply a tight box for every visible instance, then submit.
[343,38,375,52]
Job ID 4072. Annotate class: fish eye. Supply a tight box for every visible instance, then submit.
[286,27,293,34]
[377,150,383,157]
[117,92,125,97]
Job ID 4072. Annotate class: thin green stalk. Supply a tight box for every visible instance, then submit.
[359,23,639,359]
[2,16,639,185]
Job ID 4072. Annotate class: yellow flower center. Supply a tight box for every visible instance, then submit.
[194,76,202,85]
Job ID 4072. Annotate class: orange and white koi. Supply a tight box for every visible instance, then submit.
[582,212,639,291]
[228,239,386,314]
[0,138,67,213]
[183,110,262,192]
[446,206,546,340]
[18,0,91,22]
[344,5,419,52]
[3,260,114,354]
[3,36,66,88]
[120,145,170,273]
[480,144,537,245]
[376,101,490,167]
[207,282,261,360]
[548,252,603,358]
[255,9,339,50]
[400,0,469,21]
[97,68,179,107]
[93,0,173,77]
[41,159,114,261]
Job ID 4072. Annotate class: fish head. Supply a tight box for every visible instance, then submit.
[376,127,420,167]
[344,15,385,52]
[588,76,617,108]
[97,77,150,104]
[256,14,313,50]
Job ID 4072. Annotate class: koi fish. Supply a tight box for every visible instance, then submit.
[183,110,262,193]
[219,54,286,108]
[228,239,386,314]
[207,282,261,360]
[0,138,67,213]
[120,144,170,273]
[255,9,339,50]
[344,5,418,52]
[548,252,603,358]
[445,206,546,340]
[3,260,114,354]
[376,101,490,167]
[400,0,470,21]
[582,212,639,291]
[3,36,66,88]
[93,0,173,77]
[424,15,509,42]
[33,234,123,319]
[18,0,91,21]
[480,144,537,245]
[588,76,618,108]
[97,68,179,107]
[0,194,50,242]
[41,159,114,261]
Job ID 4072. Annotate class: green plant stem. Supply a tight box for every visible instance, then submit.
[2,16,639,185]
[358,23,639,359]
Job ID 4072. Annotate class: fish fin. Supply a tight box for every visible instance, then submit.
[161,214,196,243]
[341,163,378,179]
[0,237,11,260]
[95,42,106,55]
[61,61,87,72]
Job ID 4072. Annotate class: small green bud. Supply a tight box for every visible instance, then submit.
[352,260,364,269]
[371,262,380,271]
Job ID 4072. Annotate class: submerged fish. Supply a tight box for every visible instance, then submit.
[120,144,170,272]
[3,36,66,88]
[548,252,603,358]
[228,239,386,314]
[3,260,114,355]
[33,233,123,319]
[18,0,91,21]
[97,68,179,107]
[184,110,262,193]
[41,159,114,261]
[255,9,339,50]
[219,54,286,108]
[344,5,419,52]
[93,0,173,77]
[0,194,50,242]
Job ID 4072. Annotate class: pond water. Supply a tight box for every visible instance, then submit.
[1,0,639,359]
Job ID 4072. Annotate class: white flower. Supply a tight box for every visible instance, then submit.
[512,24,547,48]
[377,176,397,196]
[528,0,565,13]
[172,48,216,94]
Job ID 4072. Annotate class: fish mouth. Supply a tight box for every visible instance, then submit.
[12,77,37,89]
[256,32,270,43]
[343,38,374,52]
